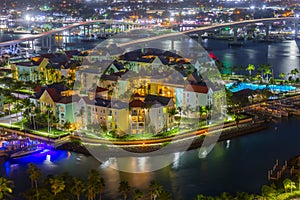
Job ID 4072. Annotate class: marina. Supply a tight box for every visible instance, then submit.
[0,132,48,159]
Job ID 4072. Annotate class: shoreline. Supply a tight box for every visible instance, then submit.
[55,117,271,157]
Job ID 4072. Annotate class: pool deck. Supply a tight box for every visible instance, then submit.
[226,82,297,93]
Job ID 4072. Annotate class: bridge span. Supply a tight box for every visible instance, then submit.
[0,17,299,52]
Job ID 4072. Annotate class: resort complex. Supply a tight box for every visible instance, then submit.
[1,0,300,199]
[1,46,223,138]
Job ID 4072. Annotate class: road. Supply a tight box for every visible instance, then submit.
[0,17,297,48]
[0,19,155,47]
[78,118,252,146]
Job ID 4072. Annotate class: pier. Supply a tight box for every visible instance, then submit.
[241,94,300,119]
[268,160,288,180]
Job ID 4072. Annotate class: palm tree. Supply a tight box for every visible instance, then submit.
[86,169,100,200]
[66,73,76,87]
[149,180,162,200]
[33,70,39,82]
[279,72,285,81]
[54,72,60,83]
[77,106,86,129]
[45,105,54,135]
[290,68,299,81]
[71,177,85,200]
[118,181,131,200]
[198,106,206,119]
[157,190,172,200]
[49,176,65,196]
[264,68,272,83]
[167,107,178,129]
[22,98,32,127]
[3,90,15,124]
[86,183,96,200]
[27,163,42,199]
[97,177,105,200]
[0,177,14,200]
[133,189,144,200]
[24,72,30,82]
[290,180,296,193]
[246,64,255,76]
[31,103,39,130]
[283,178,295,193]
[261,185,276,200]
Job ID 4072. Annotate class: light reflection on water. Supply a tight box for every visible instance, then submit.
[0,117,300,200]
[1,33,299,77]
[206,39,300,77]
[0,34,300,199]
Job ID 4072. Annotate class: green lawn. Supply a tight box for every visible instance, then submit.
[17,89,34,95]
[276,191,300,200]
[0,120,69,139]
[34,127,69,137]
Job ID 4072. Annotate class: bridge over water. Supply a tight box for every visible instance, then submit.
[0,17,299,53]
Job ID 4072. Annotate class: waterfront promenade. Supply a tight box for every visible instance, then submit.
[1,92,300,158]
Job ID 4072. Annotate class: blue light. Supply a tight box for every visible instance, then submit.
[4,161,10,177]
[226,83,296,93]
[7,149,69,165]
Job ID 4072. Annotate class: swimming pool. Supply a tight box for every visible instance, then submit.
[226,82,297,93]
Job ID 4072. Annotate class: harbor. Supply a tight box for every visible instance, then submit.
[0,131,49,159]
[241,94,300,119]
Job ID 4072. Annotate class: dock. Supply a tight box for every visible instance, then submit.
[268,160,288,180]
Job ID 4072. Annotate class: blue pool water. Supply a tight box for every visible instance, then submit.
[226,82,297,93]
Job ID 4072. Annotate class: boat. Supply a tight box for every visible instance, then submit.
[10,146,44,158]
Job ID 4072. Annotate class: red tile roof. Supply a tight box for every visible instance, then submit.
[45,88,60,102]
[185,84,209,94]
[34,85,42,93]
[129,100,145,108]
[96,87,108,93]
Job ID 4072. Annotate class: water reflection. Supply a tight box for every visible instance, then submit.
[207,40,300,77]
[1,118,300,199]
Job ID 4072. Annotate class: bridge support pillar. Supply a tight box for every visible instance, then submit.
[197,33,202,44]
[41,35,52,51]
[49,35,52,50]
[120,24,125,32]
[31,40,35,52]
[83,26,86,37]
[91,25,93,35]
[46,37,49,49]
[294,19,299,39]
[265,23,271,37]
[233,27,238,43]
[171,39,175,51]
[41,37,47,50]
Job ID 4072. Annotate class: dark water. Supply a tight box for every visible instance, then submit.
[1,33,300,199]
[202,39,300,78]
[1,32,299,77]
[1,117,300,199]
